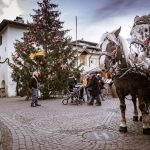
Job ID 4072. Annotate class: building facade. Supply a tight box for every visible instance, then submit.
[73,40,104,74]
[0,18,28,97]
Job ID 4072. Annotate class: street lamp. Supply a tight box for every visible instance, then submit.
[76,16,78,67]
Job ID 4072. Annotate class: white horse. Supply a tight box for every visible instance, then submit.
[99,27,150,135]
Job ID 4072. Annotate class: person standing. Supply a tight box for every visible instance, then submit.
[68,74,84,102]
[30,71,41,107]
[86,74,101,106]
[97,75,105,101]
[84,74,91,102]
[68,74,77,103]
[68,74,77,92]
[100,77,105,100]
[106,72,113,95]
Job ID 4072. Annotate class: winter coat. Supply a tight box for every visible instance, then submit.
[30,76,39,89]
[68,77,77,91]
[99,80,105,89]
[86,75,100,96]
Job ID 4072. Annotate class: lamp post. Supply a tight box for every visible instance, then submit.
[76,16,78,67]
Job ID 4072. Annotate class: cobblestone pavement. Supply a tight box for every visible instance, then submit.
[0,96,150,150]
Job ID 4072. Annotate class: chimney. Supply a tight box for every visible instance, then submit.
[14,16,24,23]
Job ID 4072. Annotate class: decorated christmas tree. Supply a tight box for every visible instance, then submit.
[11,0,80,99]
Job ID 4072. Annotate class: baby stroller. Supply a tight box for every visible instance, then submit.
[62,83,85,105]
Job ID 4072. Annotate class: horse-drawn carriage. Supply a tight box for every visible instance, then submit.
[98,14,150,135]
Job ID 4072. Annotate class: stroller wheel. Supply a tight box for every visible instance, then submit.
[74,98,79,105]
[62,98,68,105]
[75,99,82,105]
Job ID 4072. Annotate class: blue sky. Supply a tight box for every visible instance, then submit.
[0,0,149,42]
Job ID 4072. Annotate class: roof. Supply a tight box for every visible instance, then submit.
[72,40,97,46]
[0,19,29,32]
[77,40,97,46]
[72,40,101,52]
[80,49,90,54]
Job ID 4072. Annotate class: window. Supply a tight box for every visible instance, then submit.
[80,54,87,65]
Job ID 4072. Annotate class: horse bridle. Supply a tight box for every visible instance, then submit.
[100,36,123,73]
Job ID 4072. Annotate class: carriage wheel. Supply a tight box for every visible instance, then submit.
[62,98,68,105]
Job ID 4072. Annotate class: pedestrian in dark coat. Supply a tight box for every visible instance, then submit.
[85,74,91,102]
[97,74,105,101]
[68,74,77,92]
[30,71,41,107]
[86,74,101,106]
[68,74,84,102]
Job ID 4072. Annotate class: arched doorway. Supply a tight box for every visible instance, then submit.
[0,80,6,97]
[1,80,5,88]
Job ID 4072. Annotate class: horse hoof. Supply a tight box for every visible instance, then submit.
[139,116,142,122]
[119,126,127,133]
[143,128,150,135]
[133,116,138,122]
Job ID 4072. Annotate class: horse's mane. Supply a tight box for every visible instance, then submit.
[99,32,108,42]
[118,35,130,63]
[98,32,108,47]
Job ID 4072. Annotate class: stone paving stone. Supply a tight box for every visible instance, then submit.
[0,130,3,150]
[0,130,2,142]
[0,118,13,150]
[0,97,150,150]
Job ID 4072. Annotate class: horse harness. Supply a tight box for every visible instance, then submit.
[101,36,127,76]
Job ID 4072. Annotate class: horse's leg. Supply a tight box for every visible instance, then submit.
[131,94,138,121]
[136,97,142,121]
[119,95,127,133]
[138,95,150,135]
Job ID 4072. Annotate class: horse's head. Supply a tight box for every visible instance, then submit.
[99,27,127,71]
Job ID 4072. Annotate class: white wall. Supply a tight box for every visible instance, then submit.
[0,29,8,95]
[7,26,27,96]
[81,54,101,73]
[0,25,27,97]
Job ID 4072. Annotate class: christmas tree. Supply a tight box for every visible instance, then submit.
[11,0,80,99]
